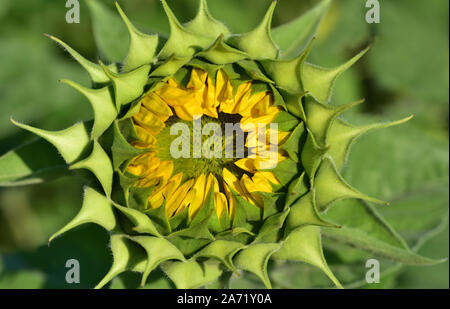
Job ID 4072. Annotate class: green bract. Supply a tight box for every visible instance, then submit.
[0,0,441,289]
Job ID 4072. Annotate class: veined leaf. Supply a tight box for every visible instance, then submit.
[272,0,331,59]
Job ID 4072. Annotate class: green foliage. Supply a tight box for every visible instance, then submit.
[0,0,447,289]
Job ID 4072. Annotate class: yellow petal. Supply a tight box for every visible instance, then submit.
[256,171,280,185]
[214,192,228,219]
[223,181,236,218]
[166,179,195,218]
[141,93,173,122]
[133,108,166,135]
[188,174,207,218]
[187,68,208,90]
[222,168,250,202]
[234,158,257,173]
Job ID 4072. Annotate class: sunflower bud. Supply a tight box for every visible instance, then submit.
[7,0,415,289]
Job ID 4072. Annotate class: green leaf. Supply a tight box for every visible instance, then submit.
[233,242,281,289]
[70,141,113,197]
[227,1,279,60]
[272,110,300,132]
[322,224,444,266]
[45,34,113,84]
[0,138,70,186]
[161,259,223,289]
[280,122,305,163]
[96,234,147,289]
[86,0,128,63]
[60,80,117,139]
[302,47,369,104]
[197,35,249,65]
[260,39,313,93]
[101,63,151,110]
[273,226,342,288]
[48,187,117,243]
[254,208,290,243]
[158,0,213,59]
[326,116,414,171]
[113,202,161,237]
[272,0,331,59]
[194,240,245,272]
[115,2,159,72]
[185,0,231,39]
[11,120,91,165]
[314,157,387,211]
[285,191,339,234]
[129,235,185,286]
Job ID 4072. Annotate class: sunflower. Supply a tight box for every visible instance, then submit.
[5,0,416,289]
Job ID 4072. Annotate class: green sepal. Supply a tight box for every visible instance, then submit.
[0,138,70,186]
[272,225,343,288]
[216,227,255,245]
[280,122,305,162]
[95,234,147,289]
[158,0,212,59]
[161,259,223,289]
[109,121,146,171]
[116,170,140,207]
[115,2,158,72]
[314,157,388,211]
[236,60,274,84]
[285,190,339,235]
[227,1,279,60]
[269,84,287,111]
[261,192,284,220]
[301,128,329,179]
[254,208,290,243]
[232,192,262,228]
[197,35,249,65]
[233,242,281,289]
[129,235,185,286]
[60,80,117,139]
[113,202,161,237]
[302,46,370,104]
[185,0,231,39]
[48,186,117,244]
[45,34,115,84]
[272,0,331,59]
[128,185,153,211]
[168,218,214,241]
[187,58,223,81]
[272,111,300,132]
[70,141,113,197]
[10,119,91,165]
[270,158,300,187]
[285,172,309,207]
[260,38,314,93]
[209,207,232,233]
[327,116,414,170]
[150,55,191,77]
[146,204,172,235]
[101,62,150,110]
[190,189,215,226]
[194,240,245,272]
[303,96,364,145]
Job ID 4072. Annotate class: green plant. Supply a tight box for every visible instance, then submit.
[0,0,446,289]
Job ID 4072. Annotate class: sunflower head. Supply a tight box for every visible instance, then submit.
[10,0,412,289]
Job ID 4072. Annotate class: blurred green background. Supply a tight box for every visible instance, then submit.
[0,0,448,289]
